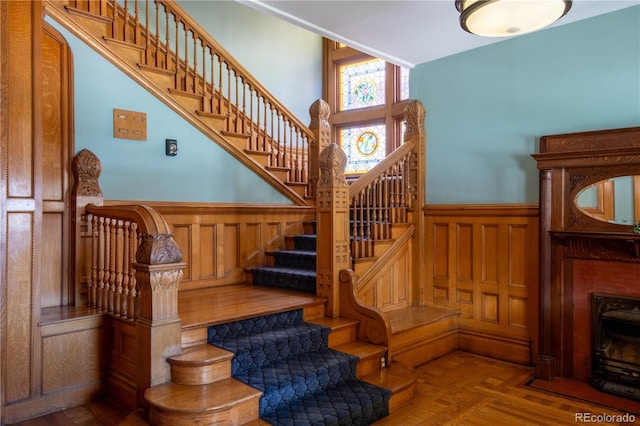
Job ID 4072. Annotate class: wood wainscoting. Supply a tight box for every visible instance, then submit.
[423,204,539,365]
[110,202,317,292]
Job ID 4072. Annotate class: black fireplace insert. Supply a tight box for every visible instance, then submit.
[591,293,640,401]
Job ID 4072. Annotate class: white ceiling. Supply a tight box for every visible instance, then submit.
[238,0,639,68]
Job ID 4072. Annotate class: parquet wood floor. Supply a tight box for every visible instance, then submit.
[12,351,639,425]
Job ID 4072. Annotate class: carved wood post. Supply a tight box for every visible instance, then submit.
[133,235,185,408]
[405,101,427,306]
[71,149,105,306]
[308,99,331,198]
[316,143,350,317]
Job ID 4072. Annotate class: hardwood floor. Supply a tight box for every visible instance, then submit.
[12,351,639,425]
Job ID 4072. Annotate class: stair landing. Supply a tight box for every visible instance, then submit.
[178,284,327,348]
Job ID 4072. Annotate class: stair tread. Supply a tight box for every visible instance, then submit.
[307,316,358,330]
[144,378,261,412]
[168,344,233,366]
[334,340,386,359]
[262,379,390,424]
[387,305,460,334]
[362,361,417,394]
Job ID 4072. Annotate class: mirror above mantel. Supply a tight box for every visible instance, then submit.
[575,175,640,225]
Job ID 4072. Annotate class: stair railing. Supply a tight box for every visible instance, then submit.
[315,99,427,318]
[62,0,314,192]
[348,141,415,259]
[72,148,186,408]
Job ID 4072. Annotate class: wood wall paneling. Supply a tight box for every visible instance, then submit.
[136,203,315,292]
[424,205,539,364]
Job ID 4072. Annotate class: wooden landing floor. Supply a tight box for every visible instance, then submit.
[177,284,327,329]
[16,351,638,425]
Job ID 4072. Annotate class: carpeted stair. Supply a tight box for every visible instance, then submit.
[207,309,392,425]
[250,229,318,294]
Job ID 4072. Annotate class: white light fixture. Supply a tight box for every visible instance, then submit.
[455,0,572,37]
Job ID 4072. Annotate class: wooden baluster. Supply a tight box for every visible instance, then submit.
[366,184,373,257]
[208,50,215,114]
[234,71,239,133]
[123,0,129,42]
[173,19,179,88]
[192,34,197,94]
[90,214,99,307]
[200,40,206,97]
[97,216,106,310]
[100,0,107,16]
[121,220,130,317]
[218,58,223,116]
[261,97,267,153]
[108,217,117,313]
[249,88,255,149]
[128,222,138,320]
[110,0,118,40]
[133,0,140,44]
[114,220,124,316]
[226,64,231,131]
[372,177,380,239]
[183,24,189,92]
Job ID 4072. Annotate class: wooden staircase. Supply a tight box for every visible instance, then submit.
[44,0,314,205]
[141,286,416,425]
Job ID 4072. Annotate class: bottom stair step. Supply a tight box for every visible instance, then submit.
[261,379,391,426]
[145,378,262,425]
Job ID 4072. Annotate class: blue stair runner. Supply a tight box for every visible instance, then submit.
[251,231,318,293]
[207,309,391,425]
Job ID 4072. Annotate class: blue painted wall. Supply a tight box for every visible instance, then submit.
[411,6,640,204]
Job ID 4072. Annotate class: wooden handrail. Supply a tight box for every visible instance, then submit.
[348,141,414,197]
[339,269,391,347]
[86,203,173,238]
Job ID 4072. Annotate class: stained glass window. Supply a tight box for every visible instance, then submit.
[339,59,386,111]
[400,67,410,100]
[340,124,386,175]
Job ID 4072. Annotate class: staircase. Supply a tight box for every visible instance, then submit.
[145,284,416,425]
[44,0,314,205]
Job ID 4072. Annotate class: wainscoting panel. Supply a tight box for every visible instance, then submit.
[132,203,316,292]
[424,204,539,364]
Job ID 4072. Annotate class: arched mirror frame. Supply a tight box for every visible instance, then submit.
[532,126,640,382]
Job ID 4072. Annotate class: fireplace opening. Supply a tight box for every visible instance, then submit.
[591,293,640,401]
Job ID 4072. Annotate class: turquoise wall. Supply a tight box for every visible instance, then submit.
[46,0,322,202]
[411,6,640,204]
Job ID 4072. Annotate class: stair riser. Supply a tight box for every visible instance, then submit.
[356,355,383,378]
[171,361,231,386]
[389,385,415,413]
[149,395,260,426]
[327,324,357,348]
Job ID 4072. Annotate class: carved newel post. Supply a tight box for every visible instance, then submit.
[133,236,185,407]
[316,143,351,317]
[404,100,428,306]
[307,99,331,198]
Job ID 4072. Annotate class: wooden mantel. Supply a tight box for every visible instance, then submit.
[532,126,640,381]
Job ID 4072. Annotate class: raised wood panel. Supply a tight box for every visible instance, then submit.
[360,236,412,312]
[197,224,214,278]
[424,204,539,362]
[123,203,315,292]
[41,212,64,307]
[7,1,35,199]
[42,327,104,394]
[222,224,240,277]
[480,224,499,284]
[6,212,36,404]
[456,224,473,282]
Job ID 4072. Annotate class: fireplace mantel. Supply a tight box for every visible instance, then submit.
[551,231,640,261]
[532,126,640,382]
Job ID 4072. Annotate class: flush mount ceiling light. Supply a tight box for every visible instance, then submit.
[455,0,572,37]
